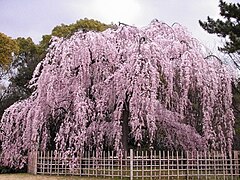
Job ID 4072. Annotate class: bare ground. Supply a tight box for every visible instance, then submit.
[0,173,107,180]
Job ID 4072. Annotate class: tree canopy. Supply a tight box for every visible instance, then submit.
[39,18,111,52]
[0,32,19,69]
[0,18,111,121]
[199,0,240,54]
[0,20,234,169]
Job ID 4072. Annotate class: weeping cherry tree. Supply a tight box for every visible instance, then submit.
[0,20,235,168]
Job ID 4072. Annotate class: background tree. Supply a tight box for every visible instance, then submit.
[0,37,39,119]
[0,33,19,120]
[199,0,240,150]
[199,0,240,54]
[39,18,111,53]
[0,20,234,168]
[0,32,19,74]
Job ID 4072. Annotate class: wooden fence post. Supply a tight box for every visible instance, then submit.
[186,151,189,180]
[229,151,233,179]
[233,151,239,175]
[28,150,38,175]
[130,149,133,180]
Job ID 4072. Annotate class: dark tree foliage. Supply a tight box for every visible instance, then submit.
[232,82,240,150]
[0,37,38,119]
[12,37,40,90]
[199,0,240,54]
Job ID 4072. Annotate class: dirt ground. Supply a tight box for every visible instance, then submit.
[0,173,106,180]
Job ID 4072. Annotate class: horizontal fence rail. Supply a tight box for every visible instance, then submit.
[28,150,240,179]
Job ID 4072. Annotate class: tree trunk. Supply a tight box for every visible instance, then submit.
[122,101,130,152]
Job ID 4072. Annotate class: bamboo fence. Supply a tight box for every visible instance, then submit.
[28,149,240,179]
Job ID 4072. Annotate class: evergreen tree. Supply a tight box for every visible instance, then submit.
[199,0,240,54]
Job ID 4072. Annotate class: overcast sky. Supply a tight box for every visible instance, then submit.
[0,0,238,50]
